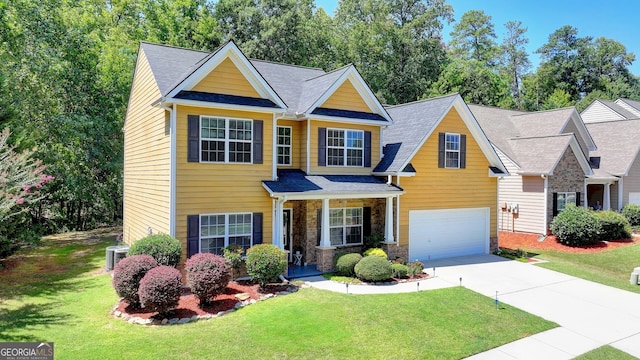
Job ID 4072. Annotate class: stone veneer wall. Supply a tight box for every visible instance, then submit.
[381,243,408,262]
[490,237,498,253]
[547,147,585,233]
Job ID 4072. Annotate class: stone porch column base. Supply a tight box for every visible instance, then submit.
[315,247,336,272]
[380,243,409,262]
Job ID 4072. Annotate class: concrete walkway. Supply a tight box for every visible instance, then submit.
[301,255,640,359]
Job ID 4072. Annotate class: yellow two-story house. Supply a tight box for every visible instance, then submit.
[124,41,507,272]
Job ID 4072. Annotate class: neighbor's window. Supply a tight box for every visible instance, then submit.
[327,129,363,166]
[200,116,252,163]
[200,213,252,255]
[329,207,363,246]
[277,126,291,165]
[445,133,460,168]
[557,192,577,212]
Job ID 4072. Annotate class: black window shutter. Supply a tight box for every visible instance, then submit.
[187,115,200,162]
[252,213,263,245]
[460,134,467,169]
[363,207,371,239]
[318,127,326,166]
[187,215,199,258]
[316,209,322,246]
[438,132,445,168]
[364,131,372,167]
[576,192,581,207]
[552,192,558,216]
[253,120,263,164]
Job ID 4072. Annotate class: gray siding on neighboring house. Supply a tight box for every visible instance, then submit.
[624,156,640,205]
[547,147,585,230]
[582,101,625,123]
[496,149,546,234]
[615,100,640,118]
[610,182,620,211]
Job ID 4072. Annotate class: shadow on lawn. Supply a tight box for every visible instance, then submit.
[0,302,70,342]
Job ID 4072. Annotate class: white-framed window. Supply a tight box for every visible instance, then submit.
[327,129,363,167]
[557,192,577,212]
[200,213,252,255]
[445,133,460,168]
[200,116,252,163]
[277,126,291,166]
[329,207,363,246]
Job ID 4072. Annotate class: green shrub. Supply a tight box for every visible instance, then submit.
[138,265,182,316]
[363,232,384,251]
[185,253,230,305]
[245,244,287,287]
[363,247,387,259]
[407,261,425,277]
[391,263,409,278]
[128,233,182,267]
[223,245,245,280]
[354,255,392,282]
[551,204,602,246]
[112,254,158,307]
[594,210,631,240]
[622,204,640,226]
[334,253,362,277]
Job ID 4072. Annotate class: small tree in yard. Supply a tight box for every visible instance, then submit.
[245,244,287,288]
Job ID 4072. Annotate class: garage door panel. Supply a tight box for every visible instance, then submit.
[409,208,489,261]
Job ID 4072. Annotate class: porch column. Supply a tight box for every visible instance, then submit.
[384,196,395,243]
[320,198,331,248]
[604,183,611,211]
[273,199,283,249]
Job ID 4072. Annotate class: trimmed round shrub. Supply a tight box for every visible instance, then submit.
[622,204,640,226]
[551,204,601,246]
[223,245,245,279]
[363,247,388,259]
[138,265,182,315]
[391,263,409,278]
[245,244,287,287]
[112,254,158,307]
[185,253,230,304]
[408,261,425,277]
[128,233,182,267]
[354,255,393,282]
[595,210,631,241]
[334,253,362,277]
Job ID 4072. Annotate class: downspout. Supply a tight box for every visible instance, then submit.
[272,113,278,181]
[159,102,177,237]
[396,175,401,248]
[618,177,624,211]
[542,174,548,235]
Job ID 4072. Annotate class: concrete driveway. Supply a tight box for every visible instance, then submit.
[425,254,640,359]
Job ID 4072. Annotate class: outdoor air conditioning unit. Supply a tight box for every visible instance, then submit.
[105,245,130,271]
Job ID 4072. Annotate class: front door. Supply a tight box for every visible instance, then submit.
[283,209,292,262]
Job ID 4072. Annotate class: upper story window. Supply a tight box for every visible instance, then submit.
[277,126,291,166]
[200,116,252,163]
[445,133,460,168]
[327,129,363,167]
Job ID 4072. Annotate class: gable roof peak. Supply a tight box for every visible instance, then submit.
[385,92,459,109]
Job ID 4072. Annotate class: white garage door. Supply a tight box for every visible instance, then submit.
[409,207,490,261]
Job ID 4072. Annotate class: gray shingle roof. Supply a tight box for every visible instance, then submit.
[263,169,403,196]
[600,100,638,119]
[507,134,573,174]
[467,104,524,159]
[375,94,458,173]
[140,42,208,96]
[586,119,640,176]
[619,98,640,113]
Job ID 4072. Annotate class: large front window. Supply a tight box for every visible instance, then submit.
[327,129,363,166]
[557,192,577,212]
[200,116,252,163]
[200,213,252,255]
[329,207,363,246]
[445,133,460,168]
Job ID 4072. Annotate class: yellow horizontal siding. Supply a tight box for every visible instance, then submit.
[277,119,303,169]
[321,80,371,113]
[191,57,260,98]
[174,105,274,260]
[308,120,381,175]
[123,48,171,244]
[398,108,497,246]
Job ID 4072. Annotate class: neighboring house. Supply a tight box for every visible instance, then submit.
[581,98,640,123]
[469,105,595,235]
[123,41,403,272]
[373,94,507,261]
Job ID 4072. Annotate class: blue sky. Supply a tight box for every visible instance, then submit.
[315,0,640,76]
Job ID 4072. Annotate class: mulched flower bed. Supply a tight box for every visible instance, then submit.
[112,280,296,325]
[499,231,638,254]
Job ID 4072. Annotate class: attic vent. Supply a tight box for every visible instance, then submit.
[589,156,601,169]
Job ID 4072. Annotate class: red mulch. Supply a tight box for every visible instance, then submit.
[115,280,291,320]
[499,231,638,254]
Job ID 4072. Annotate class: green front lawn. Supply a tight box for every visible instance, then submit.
[531,243,640,294]
[574,345,638,360]
[0,229,556,359]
